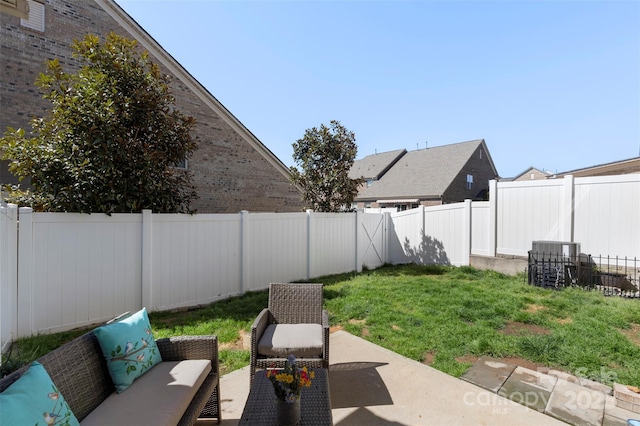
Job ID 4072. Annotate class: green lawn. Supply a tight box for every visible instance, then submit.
[6,264,640,386]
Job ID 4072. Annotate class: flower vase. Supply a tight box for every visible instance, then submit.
[276,396,301,426]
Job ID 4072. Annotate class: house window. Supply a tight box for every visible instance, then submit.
[20,0,44,32]
[466,174,473,189]
[366,179,374,187]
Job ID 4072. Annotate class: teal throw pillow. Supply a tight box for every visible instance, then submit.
[94,307,162,393]
[0,361,80,426]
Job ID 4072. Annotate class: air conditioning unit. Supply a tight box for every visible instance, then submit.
[529,241,581,287]
[531,241,580,262]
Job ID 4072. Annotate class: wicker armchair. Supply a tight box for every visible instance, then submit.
[250,283,329,383]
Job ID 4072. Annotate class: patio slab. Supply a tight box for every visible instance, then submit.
[545,380,605,425]
[497,366,557,412]
[460,356,517,393]
[204,331,565,425]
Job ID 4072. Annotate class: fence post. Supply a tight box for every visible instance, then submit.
[355,210,363,273]
[240,210,249,293]
[562,175,575,242]
[141,210,152,309]
[420,204,426,250]
[17,207,33,338]
[1,204,18,351]
[488,179,497,257]
[383,212,391,264]
[463,199,472,266]
[306,210,313,280]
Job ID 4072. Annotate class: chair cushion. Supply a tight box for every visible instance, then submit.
[0,361,80,426]
[258,324,323,358]
[80,359,211,426]
[93,307,163,393]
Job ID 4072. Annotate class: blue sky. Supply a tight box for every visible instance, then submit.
[116,0,640,178]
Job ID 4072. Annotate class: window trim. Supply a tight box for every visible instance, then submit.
[1,0,29,19]
[20,0,44,32]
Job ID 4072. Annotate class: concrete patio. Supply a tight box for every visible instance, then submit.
[205,331,569,425]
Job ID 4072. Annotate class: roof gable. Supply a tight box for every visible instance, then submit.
[510,167,553,181]
[97,0,292,181]
[349,149,407,180]
[356,139,490,200]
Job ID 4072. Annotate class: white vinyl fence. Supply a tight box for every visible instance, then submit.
[388,200,475,266]
[0,203,17,353]
[0,173,638,343]
[493,174,640,257]
[13,209,387,337]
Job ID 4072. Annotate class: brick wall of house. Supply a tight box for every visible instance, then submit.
[0,0,304,213]
[443,144,496,202]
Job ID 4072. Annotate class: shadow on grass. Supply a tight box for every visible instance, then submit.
[151,291,268,325]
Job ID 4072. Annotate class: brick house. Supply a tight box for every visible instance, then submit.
[351,139,498,211]
[0,0,304,213]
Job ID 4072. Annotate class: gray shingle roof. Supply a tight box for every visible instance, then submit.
[355,139,486,200]
[348,149,407,180]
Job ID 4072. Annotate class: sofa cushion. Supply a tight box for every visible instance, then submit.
[80,359,211,426]
[258,323,323,358]
[0,361,80,426]
[94,307,162,393]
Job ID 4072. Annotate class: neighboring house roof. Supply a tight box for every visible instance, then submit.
[506,167,554,182]
[355,139,495,201]
[348,149,407,180]
[554,157,640,178]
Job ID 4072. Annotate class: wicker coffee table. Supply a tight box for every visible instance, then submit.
[239,368,332,425]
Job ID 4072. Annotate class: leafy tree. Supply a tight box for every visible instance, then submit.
[0,32,198,213]
[289,120,363,212]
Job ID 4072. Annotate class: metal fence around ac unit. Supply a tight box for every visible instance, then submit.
[527,241,639,298]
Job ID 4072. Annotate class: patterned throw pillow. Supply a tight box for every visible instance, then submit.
[94,307,162,393]
[0,361,80,426]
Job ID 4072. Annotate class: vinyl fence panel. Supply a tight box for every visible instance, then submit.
[150,213,242,311]
[496,179,565,256]
[424,202,470,266]
[309,212,357,278]
[471,201,491,256]
[359,212,386,270]
[244,212,309,292]
[19,210,142,336]
[388,207,425,264]
[573,174,640,257]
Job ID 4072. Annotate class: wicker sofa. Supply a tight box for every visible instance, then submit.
[0,330,221,425]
